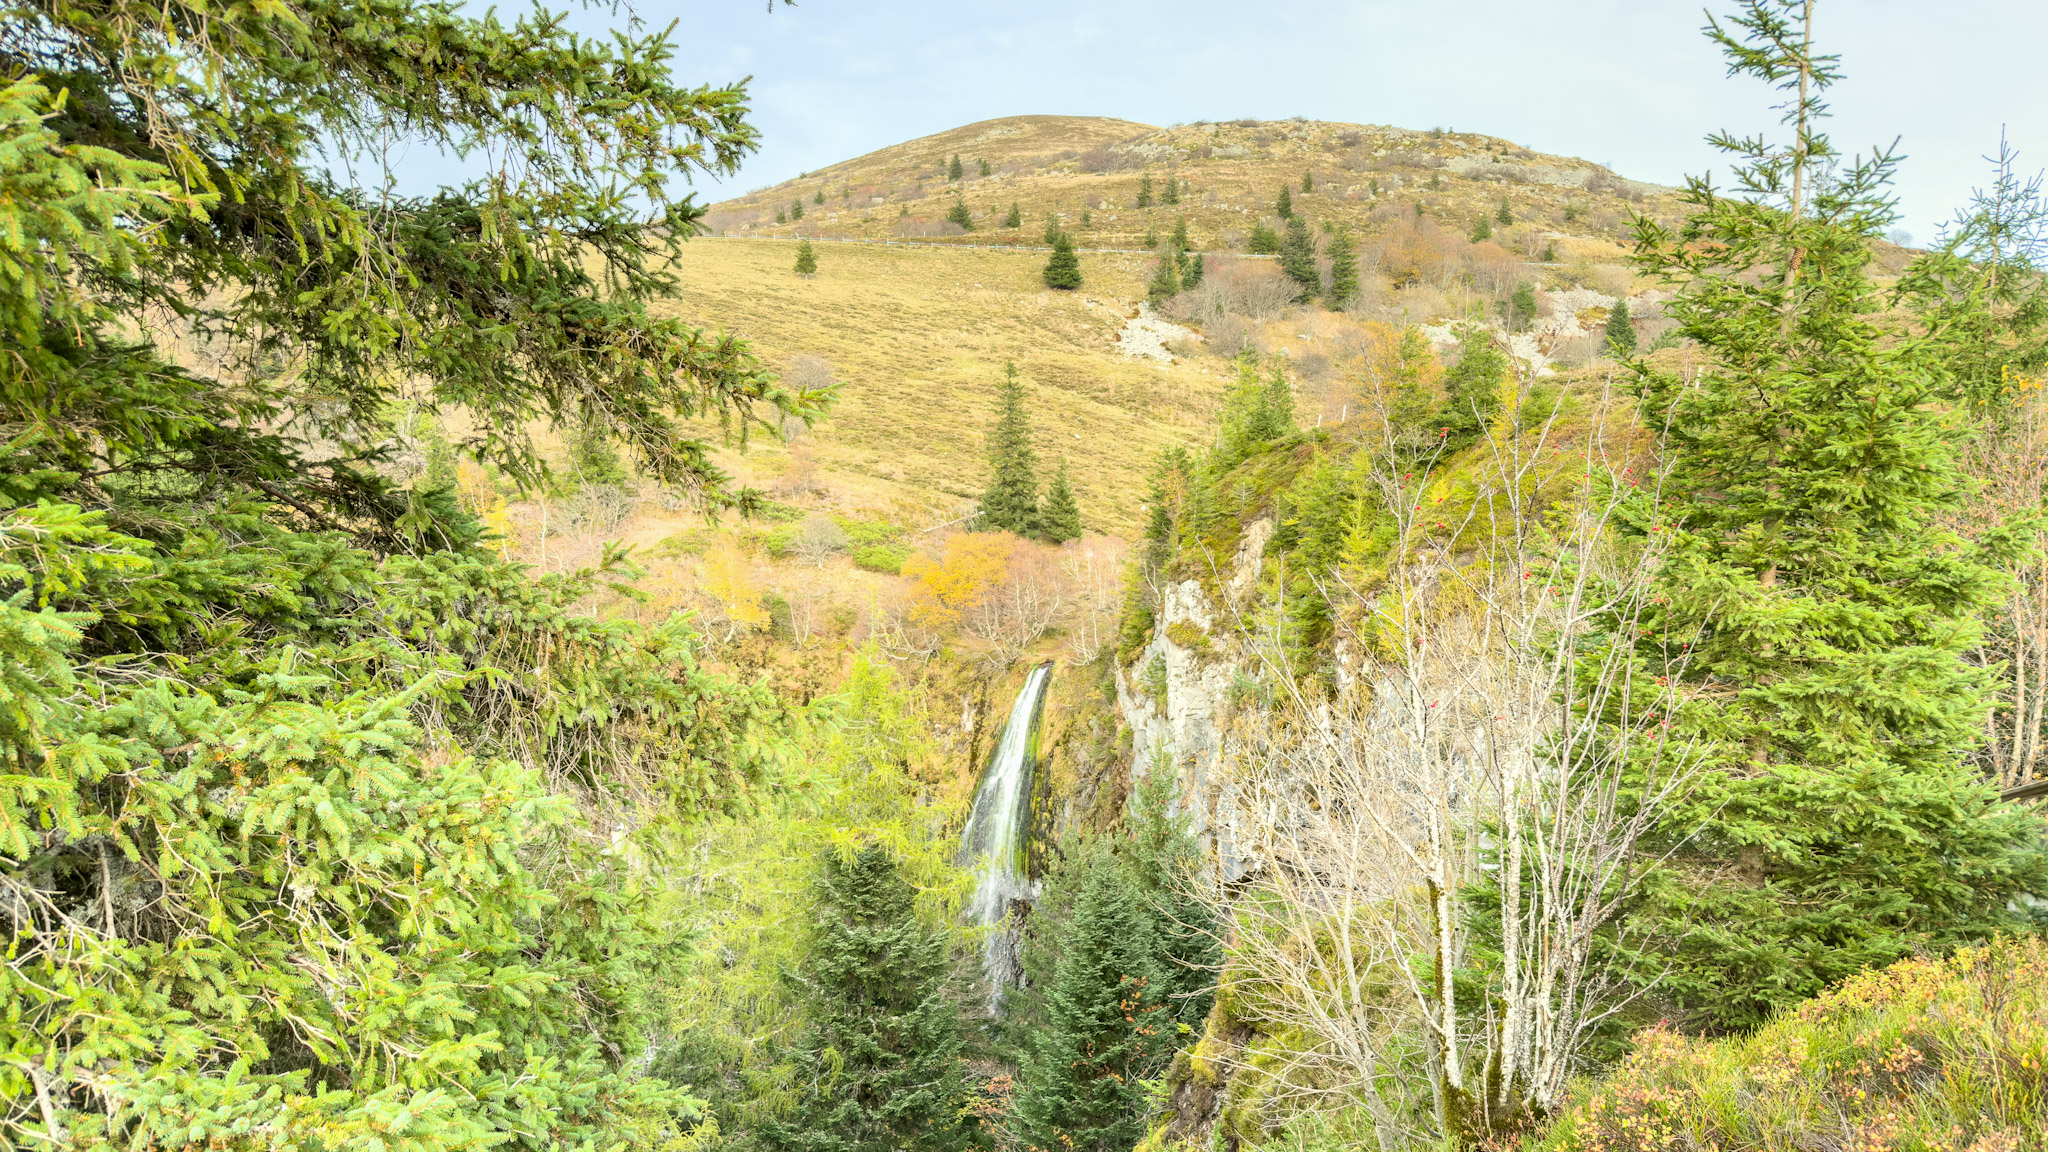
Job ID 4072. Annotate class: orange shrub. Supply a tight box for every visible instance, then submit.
[901,532,1016,633]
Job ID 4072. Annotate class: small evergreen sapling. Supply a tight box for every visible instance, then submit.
[1276,184,1294,220]
[1147,248,1182,305]
[1603,298,1636,356]
[1301,168,1314,193]
[1180,249,1204,288]
[1136,173,1154,208]
[1040,460,1083,543]
[1439,325,1508,450]
[1041,233,1081,287]
[1470,214,1492,242]
[792,199,804,220]
[948,153,963,182]
[1326,225,1359,310]
[1143,226,1159,249]
[1248,221,1282,255]
[1163,173,1181,204]
[794,239,818,275]
[946,194,974,232]
[1004,201,1022,228]
[1496,196,1514,225]
[1501,279,1538,332]
[1280,215,1319,301]
[1043,214,1062,246]
[1172,216,1190,252]
[813,188,825,204]
[979,158,991,177]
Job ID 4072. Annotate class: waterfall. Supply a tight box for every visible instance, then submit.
[959,661,1053,1003]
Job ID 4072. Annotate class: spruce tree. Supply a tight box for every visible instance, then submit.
[1280,215,1319,301]
[1172,216,1191,252]
[1163,173,1181,205]
[1496,196,1514,225]
[1040,460,1083,543]
[1301,167,1314,193]
[1126,765,1220,1030]
[769,845,972,1152]
[1624,4,2047,1031]
[946,194,974,232]
[1248,221,1282,255]
[794,239,818,275]
[1147,248,1182,306]
[1181,250,1205,288]
[1439,325,1507,450]
[1603,298,1636,356]
[1501,279,1538,332]
[776,207,787,224]
[1005,201,1023,228]
[948,153,963,182]
[979,158,992,177]
[814,188,825,204]
[1326,225,1360,310]
[979,362,1041,534]
[1144,226,1159,249]
[1136,173,1154,208]
[1470,214,1492,242]
[1080,208,1093,227]
[1276,184,1294,220]
[1044,214,1062,246]
[1043,232,1083,289]
[1011,862,1171,1152]
[792,198,804,220]
[1541,241,1558,262]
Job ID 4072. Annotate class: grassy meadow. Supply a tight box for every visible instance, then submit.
[652,235,1232,534]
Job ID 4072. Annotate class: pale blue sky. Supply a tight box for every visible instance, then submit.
[645,0,2044,243]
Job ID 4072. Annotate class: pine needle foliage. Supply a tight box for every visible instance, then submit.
[795,239,819,274]
[1604,299,1636,356]
[1042,233,1083,290]
[1624,0,2048,1031]
[0,5,810,1145]
[1279,216,1319,301]
[979,363,1041,535]
[1147,248,1182,306]
[767,844,973,1152]
[1247,221,1282,255]
[1011,858,1172,1152]
[946,194,974,232]
[1040,461,1083,544]
[1326,225,1360,310]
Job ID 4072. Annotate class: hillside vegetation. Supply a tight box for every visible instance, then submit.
[650,238,1225,533]
[709,114,1678,262]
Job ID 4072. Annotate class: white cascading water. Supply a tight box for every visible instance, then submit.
[958,661,1053,1004]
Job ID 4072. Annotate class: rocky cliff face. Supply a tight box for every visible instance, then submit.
[1112,518,1275,882]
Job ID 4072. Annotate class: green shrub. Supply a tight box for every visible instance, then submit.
[1536,939,2048,1151]
[853,543,912,574]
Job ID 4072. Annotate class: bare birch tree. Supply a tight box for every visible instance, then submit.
[1953,390,2048,791]
[1214,372,1701,1146]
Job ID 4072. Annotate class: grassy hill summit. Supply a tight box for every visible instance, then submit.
[706,114,1681,259]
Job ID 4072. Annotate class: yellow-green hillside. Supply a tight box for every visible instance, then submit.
[654,236,1229,534]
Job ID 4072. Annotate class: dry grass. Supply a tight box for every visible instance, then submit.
[651,236,1231,535]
